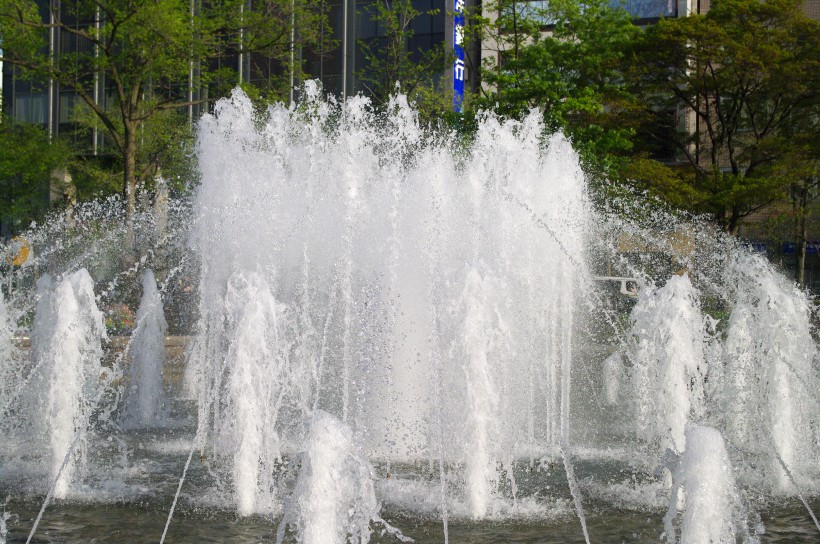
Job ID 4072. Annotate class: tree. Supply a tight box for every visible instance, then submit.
[0,116,71,234]
[473,0,641,170]
[357,0,449,115]
[0,0,328,220]
[69,106,198,202]
[625,0,820,235]
[776,112,819,288]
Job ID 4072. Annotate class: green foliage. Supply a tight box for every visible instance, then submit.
[68,102,198,199]
[0,0,43,66]
[357,0,449,119]
[69,156,122,202]
[0,117,71,232]
[0,0,329,217]
[473,0,640,171]
[626,0,820,234]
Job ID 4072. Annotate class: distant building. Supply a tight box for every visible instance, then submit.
[2,0,472,140]
[4,0,817,134]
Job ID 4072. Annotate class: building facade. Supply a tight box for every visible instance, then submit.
[2,0,469,134]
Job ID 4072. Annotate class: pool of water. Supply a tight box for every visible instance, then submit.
[2,431,817,544]
[2,367,817,543]
[2,495,817,543]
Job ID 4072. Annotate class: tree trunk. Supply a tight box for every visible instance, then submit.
[794,183,809,289]
[722,207,740,236]
[123,123,138,220]
[123,122,139,258]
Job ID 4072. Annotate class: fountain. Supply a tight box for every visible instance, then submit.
[0,290,16,413]
[0,509,11,544]
[625,273,708,455]
[277,410,396,544]
[456,267,505,519]
[121,269,168,428]
[0,85,817,542]
[664,424,750,544]
[29,270,107,500]
[722,252,818,492]
[216,270,292,517]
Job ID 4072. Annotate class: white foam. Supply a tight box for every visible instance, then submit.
[676,424,743,544]
[281,411,380,544]
[142,438,195,455]
[723,252,819,491]
[121,270,168,428]
[30,270,106,498]
[626,274,706,454]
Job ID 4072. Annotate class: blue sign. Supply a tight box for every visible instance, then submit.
[453,0,465,112]
[782,242,820,255]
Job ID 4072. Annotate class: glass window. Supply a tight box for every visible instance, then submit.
[512,0,675,26]
[14,93,48,124]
